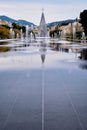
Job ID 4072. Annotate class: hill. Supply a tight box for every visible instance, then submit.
[0,15,80,28]
[17,20,35,26]
[0,15,36,26]
[0,15,17,23]
[47,19,79,28]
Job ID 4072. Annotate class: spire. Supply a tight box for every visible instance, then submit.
[40,12,46,26]
[42,8,44,13]
[39,10,47,37]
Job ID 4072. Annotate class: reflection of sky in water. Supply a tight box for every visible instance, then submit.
[0,40,87,71]
[0,40,87,130]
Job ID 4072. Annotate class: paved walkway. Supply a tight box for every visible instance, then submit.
[0,49,87,130]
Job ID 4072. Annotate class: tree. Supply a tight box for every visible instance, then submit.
[21,26,26,33]
[0,26,9,39]
[12,23,21,30]
[79,10,87,36]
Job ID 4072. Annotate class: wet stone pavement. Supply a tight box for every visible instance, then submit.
[0,41,87,130]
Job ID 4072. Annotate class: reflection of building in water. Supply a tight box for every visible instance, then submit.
[41,54,45,64]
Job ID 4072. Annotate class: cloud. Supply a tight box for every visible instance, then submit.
[0,1,87,25]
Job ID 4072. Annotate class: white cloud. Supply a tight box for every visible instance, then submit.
[0,1,86,25]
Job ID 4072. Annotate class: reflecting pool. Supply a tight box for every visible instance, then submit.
[0,39,87,130]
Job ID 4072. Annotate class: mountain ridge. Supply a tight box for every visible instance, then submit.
[0,15,36,26]
[47,19,79,28]
[0,15,79,27]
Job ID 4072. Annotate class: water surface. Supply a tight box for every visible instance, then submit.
[0,39,87,130]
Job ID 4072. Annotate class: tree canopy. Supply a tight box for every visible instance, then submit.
[0,26,9,39]
[80,10,87,36]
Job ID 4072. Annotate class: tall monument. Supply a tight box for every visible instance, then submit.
[39,10,48,37]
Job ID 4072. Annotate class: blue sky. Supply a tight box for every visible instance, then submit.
[0,0,87,25]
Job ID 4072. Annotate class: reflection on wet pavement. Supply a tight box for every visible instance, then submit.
[0,39,87,130]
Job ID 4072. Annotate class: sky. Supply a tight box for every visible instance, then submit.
[0,0,87,25]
